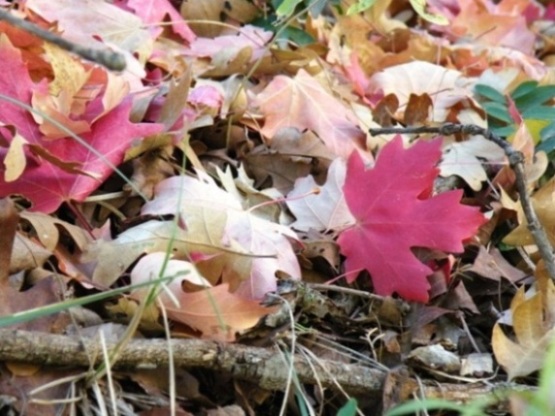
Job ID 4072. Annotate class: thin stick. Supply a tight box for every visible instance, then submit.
[369,123,555,282]
[0,8,125,71]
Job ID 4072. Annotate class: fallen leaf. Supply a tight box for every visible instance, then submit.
[10,234,52,274]
[131,253,274,341]
[368,61,472,122]
[126,0,196,42]
[26,0,152,71]
[0,98,162,213]
[0,35,162,212]
[503,178,555,246]
[492,279,555,380]
[467,246,527,283]
[141,172,301,299]
[439,135,506,191]
[448,0,536,54]
[338,137,486,302]
[3,133,27,182]
[287,158,355,232]
[255,69,365,158]
[244,147,312,193]
[187,25,270,63]
[0,198,18,281]
[19,211,91,252]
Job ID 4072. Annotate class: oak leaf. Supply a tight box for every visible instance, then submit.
[439,135,505,191]
[338,137,486,302]
[368,61,471,122]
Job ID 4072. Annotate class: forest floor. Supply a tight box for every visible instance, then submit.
[1,0,555,415]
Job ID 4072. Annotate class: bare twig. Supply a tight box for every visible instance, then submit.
[368,123,555,282]
[0,8,125,71]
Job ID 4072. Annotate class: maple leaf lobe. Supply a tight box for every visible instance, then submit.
[338,137,486,302]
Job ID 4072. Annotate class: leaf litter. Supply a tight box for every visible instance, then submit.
[0,0,554,414]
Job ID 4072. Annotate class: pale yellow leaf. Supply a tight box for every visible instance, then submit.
[4,133,27,182]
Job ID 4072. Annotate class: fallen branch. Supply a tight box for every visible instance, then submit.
[0,329,536,408]
[369,123,555,282]
[0,329,385,395]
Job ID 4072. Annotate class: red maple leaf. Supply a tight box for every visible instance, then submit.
[337,137,486,302]
[0,36,162,213]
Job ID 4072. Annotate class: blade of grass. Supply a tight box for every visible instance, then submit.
[0,274,181,328]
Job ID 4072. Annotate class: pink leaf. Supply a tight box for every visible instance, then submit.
[0,35,162,212]
[337,137,486,302]
[0,100,162,213]
[127,0,196,42]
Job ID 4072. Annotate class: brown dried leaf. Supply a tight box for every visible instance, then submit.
[492,269,555,379]
[403,93,433,126]
[0,198,18,281]
[503,178,555,246]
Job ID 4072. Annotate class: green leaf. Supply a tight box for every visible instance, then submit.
[386,399,468,416]
[275,0,304,19]
[475,84,506,103]
[522,106,555,120]
[251,16,314,45]
[510,80,538,100]
[337,398,358,416]
[308,0,331,17]
[541,122,555,141]
[346,0,377,15]
[537,123,555,152]
[409,0,449,25]
[482,102,513,124]
[535,339,555,414]
[492,125,516,137]
[538,137,555,153]
[278,26,315,45]
[514,85,555,111]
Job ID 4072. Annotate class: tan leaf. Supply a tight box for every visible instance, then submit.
[141,173,300,299]
[492,274,555,379]
[244,150,312,194]
[20,211,91,252]
[255,69,365,158]
[503,178,555,246]
[0,198,18,281]
[287,158,355,232]
[165,284,275,342]
[11,233,52,274]
[368,61,471,122]
[439,135,505,191]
